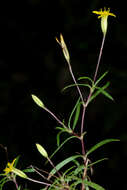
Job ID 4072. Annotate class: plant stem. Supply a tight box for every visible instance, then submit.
[13,178,19,190]
[44,107,65,127]
[80,34,106,190]
[68,61,85,107]
[47,157,62,179]
[93,34,106,83]
[27,177,51,186]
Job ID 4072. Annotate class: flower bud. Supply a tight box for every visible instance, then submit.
[36,143,48,158]
[31,94,45,109]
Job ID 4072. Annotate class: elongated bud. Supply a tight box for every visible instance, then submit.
[12,167,28,179]
[31,94,45,109]
[56,34,70,64]
[36,143,48,158]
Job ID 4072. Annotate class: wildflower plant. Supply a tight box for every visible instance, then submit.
[0,7,119,190]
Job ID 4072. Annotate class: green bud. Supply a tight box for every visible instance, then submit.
[36,143,48,158]
[31,94,45,109]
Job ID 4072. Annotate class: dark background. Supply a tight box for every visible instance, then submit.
[0,0,126,189]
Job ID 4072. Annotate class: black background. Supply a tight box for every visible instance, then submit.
[0,0,126,189]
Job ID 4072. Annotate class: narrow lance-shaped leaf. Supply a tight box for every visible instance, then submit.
[78,76,93,84]
[94,71,108,86]
[84,180,105,190]
[95,86,114,101]
[62,83,91,93]
[72,101,81,130]
[86,139,119,157]
[49,155,82,176]
[71,179,105,190]
[68,97,80,129]
[89,82,113,103]
[47,136,77,163]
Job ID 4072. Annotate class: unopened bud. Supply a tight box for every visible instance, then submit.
[36,143,48,158]
[31,94,45,109]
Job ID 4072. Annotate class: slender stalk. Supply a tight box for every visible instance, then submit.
[68,62,85,107]
[47,157,62,179]
[44,107,65,127]
[80,34,106,190]
[13,178,19,190]
[93,34,106,83]
[27,177,51,186]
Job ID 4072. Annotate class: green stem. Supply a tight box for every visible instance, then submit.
[93,34,106,83]
[44,107,65,128]
[68,61,85,107]
[27,177,51,186]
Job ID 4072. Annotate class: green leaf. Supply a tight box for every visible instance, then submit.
[23,168,35,173]
[90,82,113,103]
[88,158,108,168]
[94,71,108,86]
[84,180,105,190]
[78,76,93,84]
[68,97,80,129]
[72,101,81,130]
[14,155,20,168]
[49,155,82,176]
[31,94,45,108]
[0,178,10,190]
[17,186,21,190]
[95,86,114,101]
[62,83,91,93]
[48,136,77,162]
[56,131,64,146]
[86,139,119,157]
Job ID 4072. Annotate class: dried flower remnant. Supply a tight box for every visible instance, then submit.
[56,34,70,64]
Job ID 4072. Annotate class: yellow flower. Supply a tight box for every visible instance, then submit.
[3,158,28,179]
[4,158,16,175]
[92,8,116,35]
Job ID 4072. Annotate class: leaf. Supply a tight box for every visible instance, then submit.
[56,131,64,146]
[95,86,114,101]
[13,155,20,168]
[71,179,105,190]
[23,168,35,173]
[88,158,108,167]
[49,155,82,176]
[94,71,108,86]
[62,83,91,93]
[78,76,93,84]
[68,97,81,129]
[86,139,119,157]
[89,82,113,103]
[72,101,81,130]
[18,186,21,190]
[48,136,77,162]
[31,94,45,108]
[84,180,105,190]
